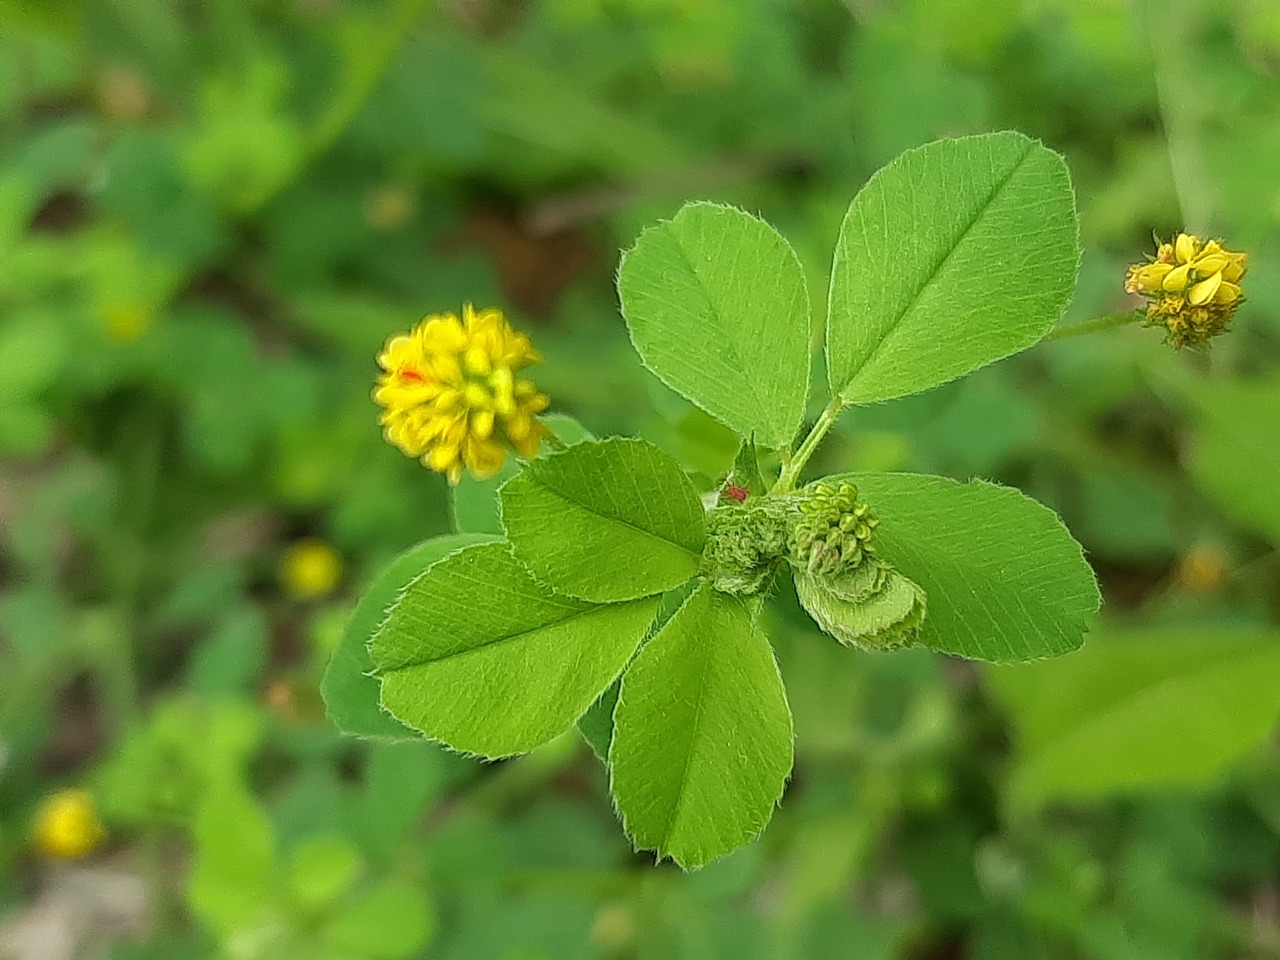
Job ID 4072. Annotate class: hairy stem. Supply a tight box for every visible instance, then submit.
[772,396,847,493]
[1042,309,1145,343]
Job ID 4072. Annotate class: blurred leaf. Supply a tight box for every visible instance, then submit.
[182,57,306,212]
[371,542,659,757]
[188,784,276,935]
[355,740,448,862]
[323,533,498,740]
[186,606,268,696]
[827,132,1078,404]
[837,473,1100,661]
[5,121,95,199]
[326,879,435,960]
[501,438,706,602]
[0,310,67,402]
[288,834,362,909]
[988,628,1280,809]
[610,583,793,868]
[1185,377,1280,546]
[480,49,692,176]
[618,202,811,449]
[0,402,55,456]
[99,130,225,264]
[1073,466,1176,563]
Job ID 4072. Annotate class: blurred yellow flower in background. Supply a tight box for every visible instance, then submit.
[374,305,550,484]
[281,538,343,599]
[1125,233,1247,348]
[31,789,106,859]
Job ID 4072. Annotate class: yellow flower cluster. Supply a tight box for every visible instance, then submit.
[374,305,549,484]
[280,538,342,599]
[1125,233,1247,348]
[31,789,106,859]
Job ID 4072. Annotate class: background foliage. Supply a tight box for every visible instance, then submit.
[3,0,1280,958]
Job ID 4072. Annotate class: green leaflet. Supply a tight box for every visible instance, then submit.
[793,560,926,651]
[322,532,498,740]
[610,583,793,869]
[617,202,810,450]
[987,628,1280,810]
[370,541,659,758]
[827,131,1078,404]
[500,437,706,602]
[451,413,595,536]
[836,473,1099,662]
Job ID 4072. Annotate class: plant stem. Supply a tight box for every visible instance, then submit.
[1042,309,1145,342]
[772,396,847,493]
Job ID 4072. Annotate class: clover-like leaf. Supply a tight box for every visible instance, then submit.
[827,131,1078,404]
[500,437,706,602]
[322,533,498,740]
[618,202,810,450]
[836,473,1099,662]
[370,541,659,758]
[609,583,793,868]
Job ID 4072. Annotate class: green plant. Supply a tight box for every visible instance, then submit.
[324,131,1101,869]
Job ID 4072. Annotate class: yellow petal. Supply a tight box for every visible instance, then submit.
[427,443,460,474]
[1175,233,1199,264]
[428,353,462,383]
[1191,254,1228,275]
[464,346,492,376]
[1222,256,1247,282]
[471,408,495,439]
[462,436,506,478]
[1213,281,1242,304]
[1188,272,1222,306]
[1126,262,1172,294]
[462,382,491,409]
[505,413,532,441]
[1162,263,1192,292]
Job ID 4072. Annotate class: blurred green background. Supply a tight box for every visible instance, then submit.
[3,0,1280,958]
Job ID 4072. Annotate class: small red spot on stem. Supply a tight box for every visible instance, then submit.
[724,485,749,502]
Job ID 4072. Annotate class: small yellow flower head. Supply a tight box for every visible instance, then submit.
[100,301,154,342]
[1125,232,1247,348]
[31,789,106,860]
[374,304,550,484]
[1176,543,1229,596]
[281,538,343,599]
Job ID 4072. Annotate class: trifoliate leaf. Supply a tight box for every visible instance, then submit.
[500,437,706,602]
[618,202,810,450]
[836,473,1099,662]
[371,542,659,758]
[322,533,498,740]
[610,583,793,869]
[827,132,1078,404]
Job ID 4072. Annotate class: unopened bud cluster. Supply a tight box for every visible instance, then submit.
[792,482,879,575]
